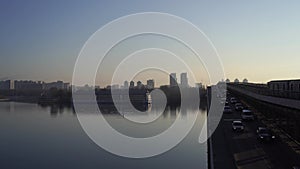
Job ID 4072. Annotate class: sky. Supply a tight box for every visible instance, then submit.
[0,0,300,86]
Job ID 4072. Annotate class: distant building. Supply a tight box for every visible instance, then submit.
[137,81,143,89]
[290,80,300,92]
[146,79,155,89]
[170,73,177,87]
[234,78,239,83]
[268,79,300,92]
[0,80,12,90]
[129,81,134,88]
[14,80,43,90]
[123,81,129,89]
[180,73,188,87]
[64,83,70,90]
[243,78,248,83]
[43,81,69,90]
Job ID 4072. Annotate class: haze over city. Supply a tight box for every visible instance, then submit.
[1,1,300,86]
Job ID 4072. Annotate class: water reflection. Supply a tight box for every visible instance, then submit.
[0,102,208,169]
[38,103,73,117]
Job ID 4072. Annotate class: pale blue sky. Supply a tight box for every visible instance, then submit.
[1,0,299,86]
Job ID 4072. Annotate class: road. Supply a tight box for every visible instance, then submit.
[211,94,300,169]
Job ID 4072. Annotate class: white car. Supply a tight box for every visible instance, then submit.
[232,120,244,131]
[241,110,254,120]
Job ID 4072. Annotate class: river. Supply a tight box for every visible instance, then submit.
[0,102,207,169]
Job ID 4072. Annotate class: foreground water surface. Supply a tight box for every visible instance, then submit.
[0,102,207,169]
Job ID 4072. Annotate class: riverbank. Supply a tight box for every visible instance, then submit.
[0,98,10,102]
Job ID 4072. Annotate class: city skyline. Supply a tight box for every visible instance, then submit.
[0,72,191,89]
[3,76,296,90]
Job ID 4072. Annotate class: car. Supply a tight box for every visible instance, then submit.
[223,106,232,114]
[256,127,275,142]
[232,120,245,132]
[241,109,255,120]
[230,97,237,104]
[235,103,243,111]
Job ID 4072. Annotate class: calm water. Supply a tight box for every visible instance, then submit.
[0,102,207,169]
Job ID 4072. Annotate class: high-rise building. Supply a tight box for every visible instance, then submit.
[146,79,154,89]
[169,73,177,87]
[137,81,143,89]
[129,81,134,88]
[124,81,129,88]
[180,73,188,87]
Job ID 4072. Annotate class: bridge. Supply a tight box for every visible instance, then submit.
[209,82,300,169]
[227,83,300,110]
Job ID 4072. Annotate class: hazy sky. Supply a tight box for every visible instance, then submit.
[1,0,299,86]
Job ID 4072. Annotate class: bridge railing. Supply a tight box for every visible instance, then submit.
[228,83,300,100]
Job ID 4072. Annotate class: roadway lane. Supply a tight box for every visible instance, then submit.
[222,101,272,169]
[212,94,300,169]
[239,98,300,169]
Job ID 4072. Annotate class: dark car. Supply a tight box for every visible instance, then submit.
[223,106,232,114]
[235,103,243,111]
[230,97,237,104]
[232,120,245,132]
[256,127,275,142]
[241,110,255,121]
